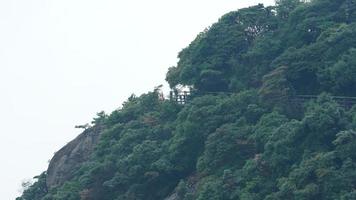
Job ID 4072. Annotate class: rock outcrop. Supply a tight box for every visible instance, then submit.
[46,126,103,189]
[164,174,199,200]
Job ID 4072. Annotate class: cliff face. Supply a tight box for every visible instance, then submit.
[46,126,103,189]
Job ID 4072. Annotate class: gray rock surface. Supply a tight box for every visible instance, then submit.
[164,193,179,200]
[46,126,103,188]
[164,174,199,200]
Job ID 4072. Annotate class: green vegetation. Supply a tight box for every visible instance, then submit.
[18,0,356,199]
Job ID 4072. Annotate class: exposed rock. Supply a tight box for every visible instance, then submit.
[164,174,200,200]
[165,193,179,200]
[46,125,103,189]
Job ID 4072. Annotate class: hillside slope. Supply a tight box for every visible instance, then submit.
[18,0,356,199]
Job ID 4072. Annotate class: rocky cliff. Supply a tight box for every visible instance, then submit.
[46,126,103,189]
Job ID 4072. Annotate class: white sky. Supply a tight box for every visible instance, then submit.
[0,0,274,199]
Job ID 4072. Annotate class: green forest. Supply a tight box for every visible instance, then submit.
[18,0,356,199]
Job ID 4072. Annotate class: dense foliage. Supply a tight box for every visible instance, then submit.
[18,0,356,199]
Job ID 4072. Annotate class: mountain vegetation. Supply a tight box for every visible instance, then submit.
[18,0,356,199]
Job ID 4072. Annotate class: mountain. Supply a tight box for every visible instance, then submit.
[18,0,356,199]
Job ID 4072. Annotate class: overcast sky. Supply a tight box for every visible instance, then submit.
[0,0,275,199]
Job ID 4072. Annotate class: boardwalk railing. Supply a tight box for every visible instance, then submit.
[169,90,356,109]
[294,95,356,109]
[169,91,191,105]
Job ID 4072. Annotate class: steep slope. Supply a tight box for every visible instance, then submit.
[18,0,356,200]
[46,125,104,189]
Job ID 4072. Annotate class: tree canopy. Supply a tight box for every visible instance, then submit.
[18,0,356,199]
